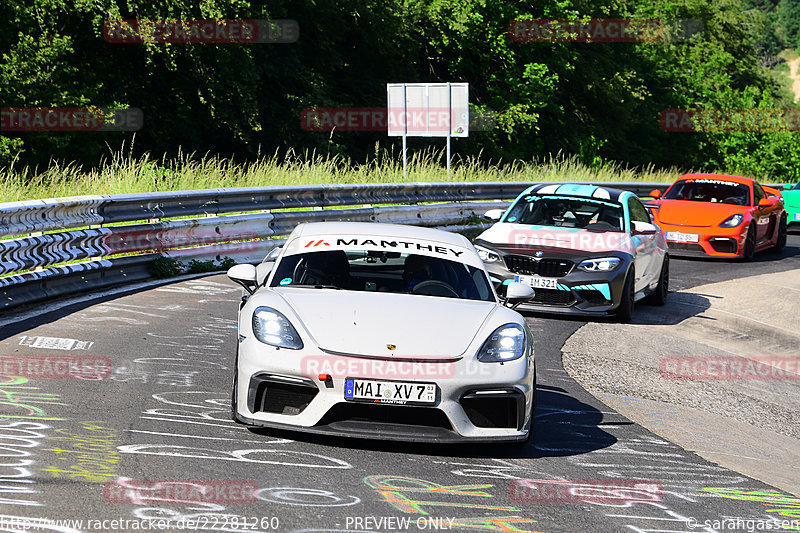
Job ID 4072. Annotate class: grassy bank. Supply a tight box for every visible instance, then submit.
[2,149,693,202]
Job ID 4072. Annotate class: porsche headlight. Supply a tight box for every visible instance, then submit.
[475,245,501,263]
[720,214,744,227]
[252,307,303,349]
[477,324,526,362]
[577,257,621,272]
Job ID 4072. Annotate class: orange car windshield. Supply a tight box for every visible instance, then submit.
[663,179,750,205]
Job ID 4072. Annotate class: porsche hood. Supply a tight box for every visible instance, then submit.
[273,289,497,359]
[655,201,746,227]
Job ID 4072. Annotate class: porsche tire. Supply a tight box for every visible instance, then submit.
[774,214,787,253]
[231,347,243,423]
[742,224,756,261]
[513,376,536,447]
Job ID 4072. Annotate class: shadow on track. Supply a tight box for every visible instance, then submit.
[247,387,617,460]
[518,292,713,327]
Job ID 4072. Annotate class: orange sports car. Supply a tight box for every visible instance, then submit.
[646,173,787,260]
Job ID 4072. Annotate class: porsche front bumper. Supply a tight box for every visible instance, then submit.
[233,339,535,443]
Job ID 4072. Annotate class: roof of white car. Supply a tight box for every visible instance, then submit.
[291,222,470,248]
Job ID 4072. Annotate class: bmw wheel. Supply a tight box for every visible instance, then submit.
[645,255,668,306]
[616,268,635,323]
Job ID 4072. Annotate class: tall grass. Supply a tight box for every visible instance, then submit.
[1,146,690,202]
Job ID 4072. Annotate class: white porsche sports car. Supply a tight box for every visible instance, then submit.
[227,222,537,443]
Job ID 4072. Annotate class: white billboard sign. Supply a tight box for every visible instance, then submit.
[387,83,469,137]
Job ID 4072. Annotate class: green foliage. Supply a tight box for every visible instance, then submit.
[186,259,219,274]
[218,256,237,270]
[778,0,800,50]
[1,0,799,179]
[149,256,183,278]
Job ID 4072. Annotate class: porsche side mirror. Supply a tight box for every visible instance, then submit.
[504,281,534,309]
[255,262,274,287]
[758,198,774,208]
[631,221,658,235]
[228,264,258,295]
[484,209,504,222]
[649,189,662,199]
[265,246,282,261]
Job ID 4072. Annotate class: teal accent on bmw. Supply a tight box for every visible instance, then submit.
[475,183,670,322]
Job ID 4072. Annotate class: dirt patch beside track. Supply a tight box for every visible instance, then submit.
[563,269,800,496]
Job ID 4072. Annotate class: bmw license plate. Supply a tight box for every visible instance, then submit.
[514,275,558,289]
[344,378,436,405]
[665,231,699,243]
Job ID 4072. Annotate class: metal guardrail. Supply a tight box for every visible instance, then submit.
[0,181,672,311]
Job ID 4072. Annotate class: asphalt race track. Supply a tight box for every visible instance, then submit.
[0,234,798,533]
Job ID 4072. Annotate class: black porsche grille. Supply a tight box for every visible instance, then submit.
[531,288,575,306]
[248,376,318,416]
[709,238,737,254]
[668,243,705,253]
[504,255,573,277]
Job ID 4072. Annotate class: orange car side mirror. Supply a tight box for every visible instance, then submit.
[758,198,773,208]
[649,189,662,199]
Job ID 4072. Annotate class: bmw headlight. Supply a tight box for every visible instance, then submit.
[252,307,303,349]
[475,245,501,263]
[720,214,744,227]
[577,257,621,272]
[477,324,526,362]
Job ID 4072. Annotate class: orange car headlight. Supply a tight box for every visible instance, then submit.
[720,214,744,228]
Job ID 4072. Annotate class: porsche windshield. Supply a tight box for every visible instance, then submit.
[663,179,751,205]
[269,249,494,301]
[506,195,624,231]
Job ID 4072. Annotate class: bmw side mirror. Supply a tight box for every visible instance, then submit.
[228,264,258,295]
[631,221,658,236]
[484,209,504,222]
[504,281,534,309]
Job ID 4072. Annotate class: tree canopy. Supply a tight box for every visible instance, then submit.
[1,0,799,180]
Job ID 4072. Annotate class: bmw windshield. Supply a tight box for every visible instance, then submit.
[506,195,624,231]
[269,249,495,301]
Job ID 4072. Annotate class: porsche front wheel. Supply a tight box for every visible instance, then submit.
[742,224,756,261]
